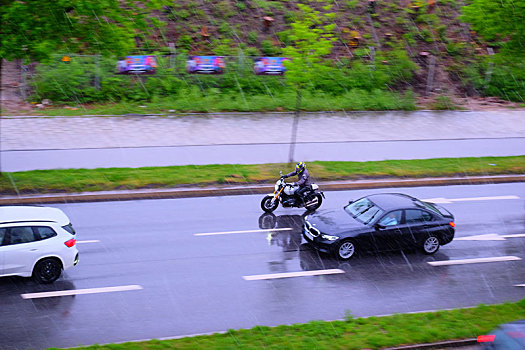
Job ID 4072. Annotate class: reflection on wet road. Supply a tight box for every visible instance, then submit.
[1,183,524,349]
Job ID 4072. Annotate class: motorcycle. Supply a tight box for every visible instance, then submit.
[260,172,324,213]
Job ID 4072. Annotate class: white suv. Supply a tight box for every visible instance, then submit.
[0,206,79,283]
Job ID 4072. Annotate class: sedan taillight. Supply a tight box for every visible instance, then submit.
[64,238,77,247]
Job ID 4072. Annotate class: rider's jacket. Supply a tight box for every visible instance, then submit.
[284,168,311,187]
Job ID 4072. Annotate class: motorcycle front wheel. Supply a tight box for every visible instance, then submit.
[305,193,323,211]
[261,195,279,213]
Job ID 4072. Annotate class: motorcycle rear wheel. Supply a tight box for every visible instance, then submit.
[261,195,279,213]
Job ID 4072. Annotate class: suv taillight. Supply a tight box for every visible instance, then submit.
[449,222,456,227]
[64,238,76,247]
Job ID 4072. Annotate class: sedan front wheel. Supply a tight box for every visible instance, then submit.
[422,236,440,254]
[336,240,356,260]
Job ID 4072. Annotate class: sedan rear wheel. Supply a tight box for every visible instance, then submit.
[336,240,356,260]
[422,236,440,254]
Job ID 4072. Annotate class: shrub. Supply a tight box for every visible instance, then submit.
[260,40,281,56]
[464,54,525,102]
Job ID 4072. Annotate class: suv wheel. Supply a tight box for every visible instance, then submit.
[33,258,62,284]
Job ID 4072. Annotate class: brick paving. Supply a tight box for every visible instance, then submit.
[1,110,524,151]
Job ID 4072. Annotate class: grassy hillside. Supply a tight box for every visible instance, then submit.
[26,0,524,109]
[152,0,503,98]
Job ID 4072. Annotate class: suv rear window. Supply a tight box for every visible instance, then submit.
[62,223,76,235]
[35,226,57,240]
[0,228,6,245]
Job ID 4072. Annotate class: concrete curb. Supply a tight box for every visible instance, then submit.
[1,175,523,205]
[385,338,478,349]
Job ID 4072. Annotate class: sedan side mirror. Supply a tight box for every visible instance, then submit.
[375,223,385,230]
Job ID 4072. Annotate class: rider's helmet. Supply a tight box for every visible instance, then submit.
[296,162,306,173]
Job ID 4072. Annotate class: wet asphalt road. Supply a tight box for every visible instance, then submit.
[1,183,524,350]
[4,138,525,171]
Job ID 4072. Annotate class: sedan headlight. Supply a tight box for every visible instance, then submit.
[321,234,340,241]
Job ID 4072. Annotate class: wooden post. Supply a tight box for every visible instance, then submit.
[263,16,274,33]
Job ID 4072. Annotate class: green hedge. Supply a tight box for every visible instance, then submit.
[30,50,417,104]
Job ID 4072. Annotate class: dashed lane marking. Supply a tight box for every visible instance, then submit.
[503,234,525,239]
[195,228,293,236]
[243,269,345,281]
[423,195,520,204]
[21,285,143,299]
[455,233,525,241]
[455,234,505,241]
[428,256,521,267]
[76,240,100,244]
[515,284,525,287]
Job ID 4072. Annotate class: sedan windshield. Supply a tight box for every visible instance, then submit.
[345,198,384,224]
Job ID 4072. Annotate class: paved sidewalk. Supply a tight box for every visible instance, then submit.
[1,110,524,171]
[2,110,524,150]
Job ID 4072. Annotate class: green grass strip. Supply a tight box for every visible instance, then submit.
[1,156,524,195]
[53,299,525,350]
[25,90,417,116]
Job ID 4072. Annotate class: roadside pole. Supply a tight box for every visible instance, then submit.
[288,89,301,163]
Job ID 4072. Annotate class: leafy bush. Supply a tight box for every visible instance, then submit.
[464,54,525,102]
[260,40,281,56]
[177,35,193,50]
[432,95,458,110]
[29,48,418,105]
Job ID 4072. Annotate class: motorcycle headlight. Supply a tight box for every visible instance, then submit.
[321,234,340,241]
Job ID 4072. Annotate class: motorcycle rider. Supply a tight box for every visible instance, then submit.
[282,162,311,204]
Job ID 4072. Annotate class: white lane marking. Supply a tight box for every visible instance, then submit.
[455,234,506,241]
[455,233,525,241]
[450,195,520,202]
[76,240,100,244]
[423,197,453,204]
[21,285,143,299]
[243,269,345,281]
[428,256,521,267]
[515,284,525,287]
[503,234,525,239]
[195,228,293,236]
[423,195,520,204]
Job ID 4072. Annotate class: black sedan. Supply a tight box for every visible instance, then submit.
[302,193,455,260]
[479,319,525,349]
